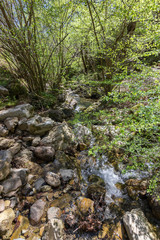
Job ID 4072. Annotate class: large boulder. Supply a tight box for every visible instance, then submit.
[19,115,54,136]
[0,208,15,239]
[0,150,12,181]
[123,208,157,240]
[41,122,77,153]
[0,104,33,121]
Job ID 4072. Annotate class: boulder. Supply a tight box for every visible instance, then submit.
[33,146,55,162]
[47,207,62,221]
[123,208,157,240]
[41,122,77,153]
[42,218,65,240]
[45,172,61,187]
[0,208,15,239]
[4,117,18,132]
[30,199,46,225]
[0,104,33,121]
[2,177,22,196]
[19,115,54,136]
[60,169,74,183]
[77,197,94,215]
[0,150,12,181]
[0,124,9,137]
[0,86,9,96]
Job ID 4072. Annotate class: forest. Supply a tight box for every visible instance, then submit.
[0,0,160,239]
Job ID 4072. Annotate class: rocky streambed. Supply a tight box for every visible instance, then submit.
[0,89,159,240]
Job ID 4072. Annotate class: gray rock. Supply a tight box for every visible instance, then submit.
[11,168,27,185]
[22,183,32,196]
[0,86,9,96]
[33,146,55,162]
[19,115,54,136]
[30,199,46,225]
[0,208,15,239]
[47,207,62,221]
[0,124,9,137]
[123,208,157,240]
[32,137,41,146]
[42,218,65,240]
[60,169,74,182]
[34,178,45,191]
[2,177,22,195]
[0,104,33,121]
[4,117,18,132]
[0,150,12,181]
[45,172,61,187]
[73,123,92,144]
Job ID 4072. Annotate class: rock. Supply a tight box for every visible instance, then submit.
[77,197,94,215]
[11,168,27,185]
[60,169,74,182]
[48,109,65,122]
[34,178,45,192]
[0,208,15,239]
[41,122,77,153]
[51,194,72,209]
[0,86,9,96]
[33,146,55,162]
[30,199,46,225]
[0,137,15,149]
[2,177,22,196]
[149,194,160,220]
[10,215,29,240]
[9,143,21,156]
[42,218,65,240]
[0,150,12,181]
[45,172,61,187]
[55,151,74,168]
[0,200,5,212]
[123,208,157,240]
[73,123,92,144]
[88,174,105,186]
[32,137,41,147]
[4,117,18,132]
[0,124,9,137]
[19,115,54,136]
[126,179,148,200]
[4,200,10,208]
[22,183,32,196]
[0,104,33,121]
[87,183,106,200]
[47,207,62,221]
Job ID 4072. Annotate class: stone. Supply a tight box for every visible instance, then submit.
[77,197,94,215]
[0,208,15,239]
[73,123,92,144]
[47,207,62,221]
[9,143,21,156]
[0,86,9,96]
[0,200,5,212]
[0,150,12,181]
[48,109,65,122]
[0,104,33,121]
[0,137,15,149]
[33,146,55,162]
[55,151,74,168]
[149,194,160,220]
[10,215,29,240]
[45,172,61,187]
[19,115,54,136]
[60,169,74,182]
[22,183,32,196]
[123,208,157,240]
[42,218,65,240]
[32,137,41,147]
[2,177,22,195]
[30,199,46,225]
[51,194,72,209]
[0,124,9,137]
[41,122,77,153]
[11,168,27,185]
[4,200,10,208]
[34,178,45,192]
[4,117,18,132]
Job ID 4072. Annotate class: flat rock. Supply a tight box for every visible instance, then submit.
[30,199,46,225]
[2,177,22,195]
[123,208,157,240]
[0,208,15,239]
[0,150,12,181]
[0,104,33,121]
[45,172,61,187]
